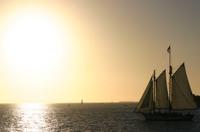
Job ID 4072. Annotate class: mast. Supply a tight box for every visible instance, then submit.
[167,46,172,110]
[153,70,156,113]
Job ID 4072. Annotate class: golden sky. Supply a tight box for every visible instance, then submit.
[0,0,200,103]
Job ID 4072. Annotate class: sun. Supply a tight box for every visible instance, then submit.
[3,10,66,73]
[1,8,73,100]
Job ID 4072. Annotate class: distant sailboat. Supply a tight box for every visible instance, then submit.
[134,46,197,121]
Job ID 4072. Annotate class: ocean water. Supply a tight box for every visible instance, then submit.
[0,103,200,132]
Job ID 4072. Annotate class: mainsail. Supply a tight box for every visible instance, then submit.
[171,63,197,110]
[135,77,153,113]
[155,70,169,109]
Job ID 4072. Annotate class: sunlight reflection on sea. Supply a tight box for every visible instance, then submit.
[0,103,199,132]
[8,103,48,132]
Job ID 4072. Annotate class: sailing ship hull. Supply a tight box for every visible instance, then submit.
[143,112,194,121]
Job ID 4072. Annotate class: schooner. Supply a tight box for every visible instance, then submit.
[134,46,197,121]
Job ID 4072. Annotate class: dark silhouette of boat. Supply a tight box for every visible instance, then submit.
[134,46,197,121]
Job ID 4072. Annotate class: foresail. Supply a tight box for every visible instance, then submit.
[135,77,153,113]
[171,63,197,110]
[155,70,169,109]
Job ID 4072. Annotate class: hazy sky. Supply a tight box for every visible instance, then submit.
[0,0,200,103]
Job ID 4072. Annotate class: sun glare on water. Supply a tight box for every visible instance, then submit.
[16,103,47,131]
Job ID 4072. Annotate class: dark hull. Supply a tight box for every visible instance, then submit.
[143,112,194,121]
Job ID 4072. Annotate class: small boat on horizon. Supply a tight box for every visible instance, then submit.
[134,46,197,121]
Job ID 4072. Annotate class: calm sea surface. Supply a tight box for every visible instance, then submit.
[0,103,200,132]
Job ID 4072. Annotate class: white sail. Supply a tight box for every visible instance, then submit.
[155,70,169,109]
[135,77,154,113]
[171,63,197,110]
